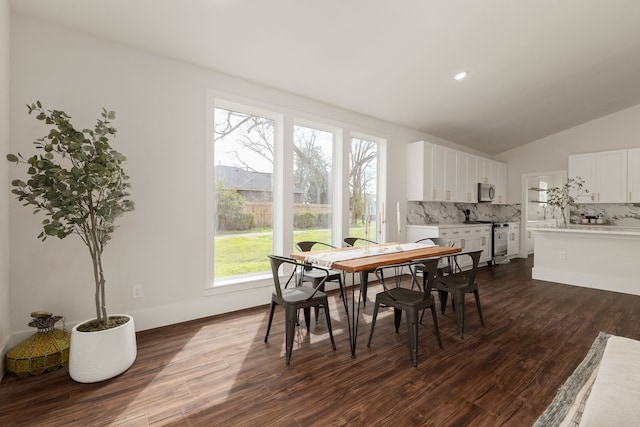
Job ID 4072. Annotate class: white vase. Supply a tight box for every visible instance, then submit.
[69,314,137,383]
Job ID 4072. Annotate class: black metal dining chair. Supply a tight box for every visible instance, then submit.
[342,237,378,305]
[265,255,336,364]
[431,250,484,338]
[295,241,345,319]
[415,237,457,277]
[367,258,443,366]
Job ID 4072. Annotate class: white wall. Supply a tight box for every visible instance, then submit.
[8,13,455,336]
[496,103,640,203]
[0,0,11,376]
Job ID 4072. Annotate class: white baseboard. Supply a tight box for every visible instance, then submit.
[532,267,640,296]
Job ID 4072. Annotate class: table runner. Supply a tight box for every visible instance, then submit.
[304,241,436,268]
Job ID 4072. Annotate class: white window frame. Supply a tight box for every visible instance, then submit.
[205,90,387,291]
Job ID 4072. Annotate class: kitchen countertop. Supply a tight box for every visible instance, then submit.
[406,223,492,228]
[533,225,640,236]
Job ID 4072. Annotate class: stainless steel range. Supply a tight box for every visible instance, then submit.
[492,222,510,265]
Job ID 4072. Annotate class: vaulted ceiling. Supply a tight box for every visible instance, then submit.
[11,0,640,155]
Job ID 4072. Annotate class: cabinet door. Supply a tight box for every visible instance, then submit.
[407,141,434,200]
[466,156,478,202]
[568,153,596,203]
[456,152,468,202]
[479,227,491,263]
[493,162,507,204]
[444,150,457,202]
[432,146,446,201]
[596,150,627,203]
[476,158,489,184]
[628,148,640,202]
[507,225,520,256]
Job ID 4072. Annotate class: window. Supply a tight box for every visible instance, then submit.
[348,137,379,242]
[213,107,274,280]
[292,125,334,247]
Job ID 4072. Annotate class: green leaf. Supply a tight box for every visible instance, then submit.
[6,153,19,162]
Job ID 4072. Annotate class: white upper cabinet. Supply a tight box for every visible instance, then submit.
[567,153,596,203]
[407,141,507,203]
[456,152,473,202]
[628,148,640,202]
[433,146,458,201]
[444,149,457,201]
[598,150,627,202]
[568,150,627,203]
[432,145,446,201]
[464,154,478,202]
[476,157,490,184]
[407,141,435,201]
[493,162,507,204]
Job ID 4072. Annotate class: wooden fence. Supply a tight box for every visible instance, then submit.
[245,202,331,228]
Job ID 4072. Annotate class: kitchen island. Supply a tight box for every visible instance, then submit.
[532,226,640,296]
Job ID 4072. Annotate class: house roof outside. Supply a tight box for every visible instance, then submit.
[215,165,304,196]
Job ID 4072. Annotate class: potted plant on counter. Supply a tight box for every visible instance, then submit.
[546,177,588,228]
[6,101,136,382]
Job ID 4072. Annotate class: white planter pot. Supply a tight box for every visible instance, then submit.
[69,314,137,383]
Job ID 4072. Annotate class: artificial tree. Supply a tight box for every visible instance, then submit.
[7,101,134,330]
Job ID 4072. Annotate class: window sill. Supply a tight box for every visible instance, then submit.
[204,273,272,296]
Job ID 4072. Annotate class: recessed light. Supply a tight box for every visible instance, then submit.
[454,71,468,81]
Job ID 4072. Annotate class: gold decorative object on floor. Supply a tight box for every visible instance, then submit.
[5,312,70,376]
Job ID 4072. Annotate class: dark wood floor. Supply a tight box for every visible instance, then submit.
[2,256,639,426]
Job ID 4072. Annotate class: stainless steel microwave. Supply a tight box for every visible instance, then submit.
[478,183,495,202]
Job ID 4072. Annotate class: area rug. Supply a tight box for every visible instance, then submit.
[533,331,611,427]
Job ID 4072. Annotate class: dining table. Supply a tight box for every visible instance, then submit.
[291,241,461,358]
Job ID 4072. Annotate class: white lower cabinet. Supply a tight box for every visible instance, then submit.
[406,224,492,269]
[507,223,520,258]
[526,229,534,254]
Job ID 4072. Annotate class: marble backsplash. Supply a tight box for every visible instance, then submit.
[408,201,640,227]
[407,201,521,225]
[570,203,640,227]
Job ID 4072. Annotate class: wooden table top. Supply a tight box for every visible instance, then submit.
[291,242,460,273]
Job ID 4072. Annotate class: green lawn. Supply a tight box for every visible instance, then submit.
[214,225,373,278]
